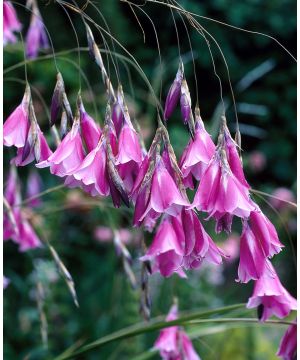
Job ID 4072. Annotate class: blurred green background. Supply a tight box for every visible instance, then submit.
[3,0,296,359]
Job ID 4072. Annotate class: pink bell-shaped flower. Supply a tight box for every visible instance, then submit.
[180,111,215,188]
[3,1,21,45]
[154,303,201,360]
[79,99,101,152]
[4,84,31,148]
[237,220,274,283]
[247,262,297,321]
[37,120,85,177]
[115,123,142,165]
[249,210,284,258]
[192,150,255,223]
[277,321,297,360]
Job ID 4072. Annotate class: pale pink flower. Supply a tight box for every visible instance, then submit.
[25,8,49,59]
[180,115,215,188]
[133,156,188,228]
[3,85,30,148]
[115,123,142,165]
[249,210,284,258]
[220,235,239,263]
[192,152,255,229]
[37,122,85,177]
[277,321,297,360]
[94,226,132,245]
[237,221,274,283]
[154,304,201,360]
[3,1,21,45]
[13,219,42,251]
[65,136,109,197]
[247,262,297,321]
[79,100,101,152]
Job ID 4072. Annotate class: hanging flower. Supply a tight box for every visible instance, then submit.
[247,262,297,321]
[3,1,21,45]
[180,108,215,188]
[79,97,101,152]
[26,170,42,207]
[25,5,49,59]
[277,321,297,360]
[154,303,201,360]
[37,116,85,177]
[237,220,274,283]
[192,149,255,231]
[3,84,31,148]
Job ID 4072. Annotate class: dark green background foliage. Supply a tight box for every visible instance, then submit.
[3,0,296,359]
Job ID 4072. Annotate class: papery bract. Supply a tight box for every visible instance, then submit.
[247,262,297,321]
[277,321,297,360]
[3,1,21,45]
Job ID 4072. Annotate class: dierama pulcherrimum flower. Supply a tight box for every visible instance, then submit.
[3,1,21,45]
[133,155,188,228]
[25,5,49,59]
[154,304,201,360]
[249,210,284,258]
[26,170,42,207]
[180,108,215,188]
[79,96,101,152]
[3,84,31,148]
[37,115,85,177]
[192,148,255,233]
[277,321,297,360]
[237,220,274,283]
[164,60,184,120]
[247,262,297,321]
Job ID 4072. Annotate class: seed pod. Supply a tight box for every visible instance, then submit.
[50,72,65,126]
[164,60,184,121]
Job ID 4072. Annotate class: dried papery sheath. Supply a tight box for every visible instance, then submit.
[180,79,195,138]
[164,60,184,120]
[85,23,116,102]
[3,83,31,148]
[62,92,73,125]
[60,110,68,140]
[50,72,65,127]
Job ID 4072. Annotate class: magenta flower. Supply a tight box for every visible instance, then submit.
[25,8,49,59]
[133,156,188,228]
[26,171,42,207]
[12,126,52,167]
[3,85,31,148]
[116,123,142,165]
[247,262,297,321]
[181,209,226,270]
[65,135,109,197]
[3,1,21,45]
[180,113,215,188]
[112,101,124,137]
[223,125,249,188]
[154,304,201,360]
[277,321,297,360]
[79,100,101,152]
[13,219,42,251]
[140,214,185,277]
[237,220,274,283]
[164,61,184,120]
[192,151,255,230]
[249,210,284,258]
[37,121,85,177]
